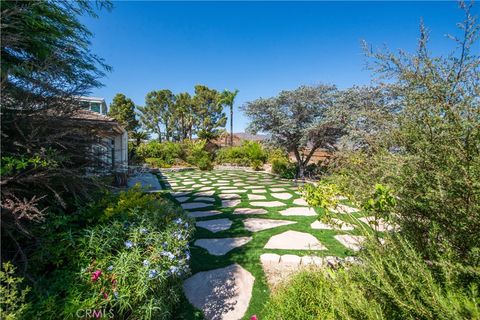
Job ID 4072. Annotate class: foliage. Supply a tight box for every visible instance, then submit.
[24,187,193,320]
[136,141,184,165]
[302,181,342,211]
[263,236,480,320]
[0,262,30,320]
[243,85,342,178]
[108,93,139,132]
[173,92,195,140]
[271,158,296,179]
[145,158,171,169]
[218,89,239,146]
[138,90,175,142]
[183,140,213,171]
[215,141,267,167]
[251,159,264,171]
[193,85,227,140]
[362,184,396,223]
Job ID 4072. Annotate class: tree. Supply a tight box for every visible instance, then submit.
[243,85,341,178]
[173,92,194,141]
[1,0,111,265]
[218,89,239,146]
[108,93,139,132]
[138,89,175,142]
[192,85,227,141]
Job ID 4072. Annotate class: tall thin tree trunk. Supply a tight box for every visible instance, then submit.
[230,105,233,146]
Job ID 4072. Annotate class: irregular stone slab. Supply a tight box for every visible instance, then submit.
[311,219,355,231]
[270,188,286,192]
[175,196,190,203]
[300,255,325,266]
[217,186,237,190]
[195,237,252,256]
[293,198,309,206]
[334,235,366,251]
[212,183,229,186]
[235,183,248,187]
[329,204,360,214]
[199,186,215,191]
[181,202,212,210]
[193,197,216,203]
[183,181,196,185]
[358,216,397,231]
[221,199,241,208]
[196,219,233,233]
[250,201,285,207]
[218,193,241,200]
[196,190,216,196]
[222,189,247,194]
[280,254,301,265]
[192,184,205,188]
[188,210,222,218]
[243,218,296,232]
[279,207,317,216]
[247,194,266,200]
[260,253,281,264]
[127,173,162,191]
[183,264,254,320]
[245,186,264,189]
[271,193,293,200]
[233,208,268,215]
[170,191,191,197]
[251,189,267,194]
[264,231,326,250]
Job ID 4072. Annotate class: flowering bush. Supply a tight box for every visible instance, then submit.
[24,188,193,320]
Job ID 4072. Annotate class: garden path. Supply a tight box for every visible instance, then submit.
[158,169,378,320]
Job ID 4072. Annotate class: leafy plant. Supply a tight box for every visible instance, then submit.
[271,158,296,179]
[0,262,30,320]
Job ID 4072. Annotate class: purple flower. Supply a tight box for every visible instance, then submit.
[148,269,158,278]
[161,251,175,260]
[185,250,191,260]
[107,265,114,271]
[143,259,150,267]
[169,266,179,276]
[174,218,183,224]
[124,240,134,249]
[113,291,119,299]
[140,227,148,234]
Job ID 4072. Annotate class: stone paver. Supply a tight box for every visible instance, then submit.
[311,219,355,231]
[251,189,267,193]
[243,218,296,232]
[271,193,293,200]
[196,219,233,233]
[196,190,216,196]
[195,237,252,256]
[221,199,241,208]
[334,235,366,251]
[183,264,254,320]
[264,231,326,250]
[175,196,190,203]
[250,201,285,207]
[247,194,266,200]
[293,198,309,206]
[358,216,397,231]
[233,208,268,215]
[329,204,360,214]
[270,188,286,192]
[188,210,222,218]
[218,193,241,200]
[193,197,216,203]
[279,207,317,216]
[182,202,212,210]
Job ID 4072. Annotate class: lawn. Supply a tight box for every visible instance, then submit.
[156,169,374,319]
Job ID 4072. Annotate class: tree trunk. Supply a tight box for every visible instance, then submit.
[292,148,305,179]
[230,105,233,146]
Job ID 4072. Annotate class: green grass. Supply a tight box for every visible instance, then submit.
[156,169,374,319]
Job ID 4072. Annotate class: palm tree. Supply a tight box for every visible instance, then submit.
[218,89,239,146]
[130,130,150,147]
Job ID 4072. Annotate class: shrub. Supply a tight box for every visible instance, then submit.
[251,159,263,171]
[145,157,171,169]
[183,140,213,171]
[0,262,30,320]
[136,141,183,165]
[271,157,296,179]
[216,141,267,166]
[263,236,480,320]
[24,188,193,320]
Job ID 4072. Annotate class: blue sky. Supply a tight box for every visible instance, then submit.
[83,1,474,132]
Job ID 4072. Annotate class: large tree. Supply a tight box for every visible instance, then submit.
[193,85,227,141]
[108,93,139,132]
[243,85,341,178]
[138,89,175,142]
[218,89,239,146]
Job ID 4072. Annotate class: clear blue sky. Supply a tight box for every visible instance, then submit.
[83,1,474,132]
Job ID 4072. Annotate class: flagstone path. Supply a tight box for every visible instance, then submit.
[157,169,385,320]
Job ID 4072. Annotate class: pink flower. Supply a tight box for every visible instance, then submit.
[250,315,258,320]
[91,269,102,282]
[103,292,108,299]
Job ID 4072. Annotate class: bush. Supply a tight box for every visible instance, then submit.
[271,157,296,179]
[145,157,171,169]
[251,159,263,171]
[263,236,480,320]
[24,187,193,320]
[136,141,183,165]
[216,141,267,166]
[0,262,30,320]
[183,140,213,171]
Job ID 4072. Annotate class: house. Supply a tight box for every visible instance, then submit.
[75,96,128,173]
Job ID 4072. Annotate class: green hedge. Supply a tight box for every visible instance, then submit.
[216,141,267,167]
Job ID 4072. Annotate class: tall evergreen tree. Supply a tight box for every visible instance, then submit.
[108,93,139,132]
[193,85,227,141]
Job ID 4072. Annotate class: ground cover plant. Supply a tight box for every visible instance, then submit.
[7,187,193,320]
